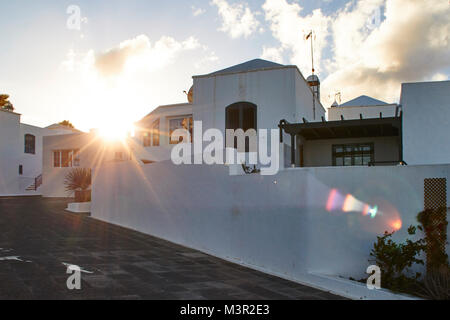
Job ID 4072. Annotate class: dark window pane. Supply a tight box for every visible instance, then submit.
[225,102,257,150]
[53,152,60,167]
[61,150,70,167]
[333,143,374,167]
[243,106,256,131]
[24,134,35,154]
[169,117,191,144]
[344,156,352,166]
[143,132,151,147]
[152,119,160,146]
[226,107,240,130]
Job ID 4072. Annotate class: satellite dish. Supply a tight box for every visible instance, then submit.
[187,86,193,104]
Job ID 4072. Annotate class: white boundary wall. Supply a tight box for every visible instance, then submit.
[91,162,450,298]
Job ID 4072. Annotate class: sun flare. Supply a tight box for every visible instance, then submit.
[98,122,134,141]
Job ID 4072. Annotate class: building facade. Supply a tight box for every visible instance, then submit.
[0,108,78,196]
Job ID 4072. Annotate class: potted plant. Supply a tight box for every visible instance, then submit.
[64,168,91,202]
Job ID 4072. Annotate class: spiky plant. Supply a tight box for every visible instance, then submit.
[64,168,91,202]
[418,267,450,300]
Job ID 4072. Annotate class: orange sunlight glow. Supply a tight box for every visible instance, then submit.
[98,122,134,141]
[390,219,403,231]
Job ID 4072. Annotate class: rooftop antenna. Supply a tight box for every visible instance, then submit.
[305,30,318,120]
[306,30,315,75]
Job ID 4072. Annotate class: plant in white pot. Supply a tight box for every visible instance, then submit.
[64,168,91,202]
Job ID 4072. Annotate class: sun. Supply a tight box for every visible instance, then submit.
[98,122,134,141]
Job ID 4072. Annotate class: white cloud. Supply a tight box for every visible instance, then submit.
[322,0,450,106]
[262,0,330,75]
[260,46,284,64]
[211,0,261,38]
[91,34,201,77]
[262,0,450,106]
[192,6,206,17]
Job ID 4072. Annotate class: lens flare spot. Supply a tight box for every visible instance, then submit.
[391,219,402,231]
[369,206,378,219]
[326,189,338,212]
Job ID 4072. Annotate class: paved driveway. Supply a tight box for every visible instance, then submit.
[0,197,344,300]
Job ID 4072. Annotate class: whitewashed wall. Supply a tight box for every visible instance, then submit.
[402,81,450,165]
[327,104,398,121]
[0,110,21,195]
[19,124,45,180]
[193,67,324,141]
[91,161,450,286]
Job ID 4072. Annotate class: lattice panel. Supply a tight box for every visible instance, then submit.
[423,178,448,271]
[424,178,447,210]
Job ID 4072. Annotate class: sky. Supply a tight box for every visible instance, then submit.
[1,0,449,132]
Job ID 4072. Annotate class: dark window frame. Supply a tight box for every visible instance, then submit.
[24,134,36,154]
[225,102,257,151]
[332,143,374,166]
[53,149,80,168]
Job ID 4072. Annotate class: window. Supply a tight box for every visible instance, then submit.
[225,102,257,151]
[53,149,80,168]
[152,119,160,146]
[332,143,374,166]
[19,165,23,175]
[169,116,193,144]
[143,132,151,147]
[24,134,35,154]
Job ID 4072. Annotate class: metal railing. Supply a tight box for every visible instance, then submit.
[35,174,42,190]
[368,161,407,167]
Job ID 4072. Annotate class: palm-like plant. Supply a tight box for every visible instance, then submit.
[64,168,92,202]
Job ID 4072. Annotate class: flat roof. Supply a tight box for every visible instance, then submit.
[0,108,20,116]
[279,117,401,140]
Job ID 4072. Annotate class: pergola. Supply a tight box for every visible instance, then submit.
[278,115,404,167]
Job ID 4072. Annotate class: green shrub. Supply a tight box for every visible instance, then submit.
[417,208,449,271]
[369,226,426,293]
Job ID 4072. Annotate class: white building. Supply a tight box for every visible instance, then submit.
[41,131,131,198]
[0,108,78,196]
[401,80,450,166]
[133,59,325,168]
[45,58,447,299]
[328,95,398,121]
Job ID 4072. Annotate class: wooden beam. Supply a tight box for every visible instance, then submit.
[291,134,296,166]
[326,127,337,138]
[311,128,321,139]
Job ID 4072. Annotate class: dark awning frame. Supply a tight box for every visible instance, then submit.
[279,117,401,141]
[278,116,403,166]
